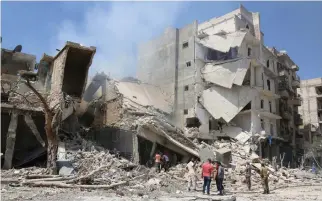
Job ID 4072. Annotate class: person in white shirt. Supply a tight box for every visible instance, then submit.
[186,158,197,191]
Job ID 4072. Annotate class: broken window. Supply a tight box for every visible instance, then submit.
[266,60,270,68]
[241,102,251,111]
[184,85,189,91]
[267,79,271,91]
[182,42,189,49]
[186,117,201,128]
[261,100,264,109]
[269,101,272,112]
[186,61,191,67]
[261,119,264,130]
[248,47,252,56]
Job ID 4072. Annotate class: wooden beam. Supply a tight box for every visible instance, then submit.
[3,112,18,169]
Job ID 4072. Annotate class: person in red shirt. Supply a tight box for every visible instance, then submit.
[201,158,214,195]
[154,151,162,173]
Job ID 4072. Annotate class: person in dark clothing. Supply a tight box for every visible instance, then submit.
[214,161,224,192]
[217,162,225,195]
[162,154,170,172]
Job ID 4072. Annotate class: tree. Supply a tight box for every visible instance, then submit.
[16,70,59,174]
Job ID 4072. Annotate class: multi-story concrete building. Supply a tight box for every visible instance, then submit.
[298,78,322,158]
[137,5,302,162]
[268,48,303,163]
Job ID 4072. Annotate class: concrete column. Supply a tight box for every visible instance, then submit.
[149,142,157,158]
[24,115,45,147]
[3,112,19,169]
[132,133,140,164]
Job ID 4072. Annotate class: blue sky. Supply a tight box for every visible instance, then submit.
[2,1,322,79]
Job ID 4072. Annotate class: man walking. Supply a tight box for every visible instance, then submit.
[162,153,170,172]
[245,162,252,190]
[260,162,269,194]
[186,158,197,191]
[217,162,225,195]
[201,158,214,195]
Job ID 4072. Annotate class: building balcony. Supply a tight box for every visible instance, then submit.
[255,86,280,99]
[291,65,299,71]
[278,69,288,77]
[257,109,281,119]
[281,110,292,120]
[288,97,301,106]
[292,79,300,88]
[294,113,303,126]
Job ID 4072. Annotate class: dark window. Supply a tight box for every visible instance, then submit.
[261,100,264,109]
[270,124,274,135]
[182,42,189,49]
[266,60,270,68]
[246,24,249,29]
[184,109,188,115]
[186,61,191,67]
[269,101,272,112]
[267,79,271,91]
[248,48,251,56]
[261,119,264,129]
[184,85,189,91]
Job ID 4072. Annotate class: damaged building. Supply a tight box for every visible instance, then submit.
[298,78,322,164]
[1,42,96,169]
[137,5,302,163]
[78,74,199,165]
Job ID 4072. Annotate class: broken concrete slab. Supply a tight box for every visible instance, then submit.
[199,147,216,163]
[200,85,253,123]
[215,148,232,166]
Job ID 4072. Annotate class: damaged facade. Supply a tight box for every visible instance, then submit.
[1,42,96,169]
[297,78,322,164]
[79,75,199,165]
[137,5,302,163]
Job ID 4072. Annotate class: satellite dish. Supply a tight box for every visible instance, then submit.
[13,45,22,53]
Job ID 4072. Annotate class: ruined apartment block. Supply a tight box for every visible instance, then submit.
[137,5,303,161]
[298,78,322,146]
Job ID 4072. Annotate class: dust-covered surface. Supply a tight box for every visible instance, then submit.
[1,182,322,201]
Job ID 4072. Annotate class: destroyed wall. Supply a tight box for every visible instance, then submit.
[48,42,96,109]
[91,127,134,160]
[1,110,46,168]
[137,27,178,107]
[1,49,36,75]
[175,21,199,129]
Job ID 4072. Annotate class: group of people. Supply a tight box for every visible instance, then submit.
[186,158,225,195]
[186,158,271,196]
[154,151,170,173]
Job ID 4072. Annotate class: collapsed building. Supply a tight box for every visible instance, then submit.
[137,5,303,166]
[1,42,96,169]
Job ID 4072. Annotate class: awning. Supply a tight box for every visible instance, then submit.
[200,85,253,122]
[202,58,251,89]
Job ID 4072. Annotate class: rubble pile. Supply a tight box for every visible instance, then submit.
[193,138,322,192]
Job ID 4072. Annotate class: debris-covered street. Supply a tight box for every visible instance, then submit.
[2,2,322,201]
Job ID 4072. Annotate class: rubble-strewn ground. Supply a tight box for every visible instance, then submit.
[2,182,322,201]
[2,129,322,201]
